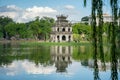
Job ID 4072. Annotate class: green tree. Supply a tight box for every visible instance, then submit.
[72,23,91,41]
[0,16,13,39]
[39,17,55,41]
[29,21,41,39]
[5,22,34,39]
[28,17,54,40]
[16,23,32,38]
[73,34,81,42]
[83,0,119,80]
[5,22,17,39]
[0,24,3,38]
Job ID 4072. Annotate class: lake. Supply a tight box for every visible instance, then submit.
[0,42,120,80]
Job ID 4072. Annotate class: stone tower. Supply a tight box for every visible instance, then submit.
[50,15,72,42]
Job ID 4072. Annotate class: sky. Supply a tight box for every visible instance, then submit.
[0,0,111,23]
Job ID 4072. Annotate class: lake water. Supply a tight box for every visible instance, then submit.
[0,42,120,80]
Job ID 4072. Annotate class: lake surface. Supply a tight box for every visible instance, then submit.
[0,42,120,80]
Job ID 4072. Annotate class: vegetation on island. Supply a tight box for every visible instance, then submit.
[0,16,54,41]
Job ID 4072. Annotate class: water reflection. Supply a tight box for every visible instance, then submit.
[111,49,118,80]
[0,43,13,66]
[111,59,118,80]
[0,43,120,80]
[93,51,100,80]
[0,60,55,76]
[51,46,72,72]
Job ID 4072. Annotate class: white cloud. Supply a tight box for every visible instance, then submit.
[26,6,57,13]
[0,12,19,19]
[0,5,81,23]
[22,60,55,74]
[20,6,57,22]
[3,60,55,76]
[64,5,75,10]
[7,5,21,11]
[0,5,57,23]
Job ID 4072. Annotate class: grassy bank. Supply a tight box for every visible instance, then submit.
[0,40,92,46]
[0,40,110,46]
[20,41,92,46]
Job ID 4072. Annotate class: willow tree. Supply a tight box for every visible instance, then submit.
[84,0,101,79]
[84,0,119,80]
[84,0,104,61]
[97,0,105,63]
[110,0,118,80]
[83,0,119,58]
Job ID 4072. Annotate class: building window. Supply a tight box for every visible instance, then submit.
[57,35,59,42]
[62,35,66,41]
[68,28,70,32]
[57,28,59,32]
[62,28,65,32]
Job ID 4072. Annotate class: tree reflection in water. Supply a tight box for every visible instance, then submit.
[111,44,118,80]
[93,47,100,80]
[111,58,118,80]
[93,43,119,80]
[0,43,120,79]
[0,43,13,66]
[0,43,73,73]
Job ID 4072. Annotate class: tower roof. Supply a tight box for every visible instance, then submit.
[56,14,68,19]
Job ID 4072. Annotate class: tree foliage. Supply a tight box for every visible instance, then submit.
[83,0,119,79]
[72,23,91,41]
[0,16,13,38]
[0,16,55,40]
[39,17,54,40]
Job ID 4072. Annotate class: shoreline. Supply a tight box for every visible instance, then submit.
[0,40,91,46]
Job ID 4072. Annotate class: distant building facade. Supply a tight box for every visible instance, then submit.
[50,15,72,42]
[89,13,113,26]
[81,13,120,26]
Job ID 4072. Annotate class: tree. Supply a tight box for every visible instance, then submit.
[83,0,119,79]
[0,24,3,38]
[73,34,81,42]
[72,23,91,41]
[39,17,55,41]
[5,22,17,39]
[28,17,55,40]
[16,23,32,39]
[5,22,34,39]
[0,15,55,40]
[29,21,41,40]
[0,16,13,39]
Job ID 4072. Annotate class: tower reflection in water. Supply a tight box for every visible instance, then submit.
[50,46,72,72]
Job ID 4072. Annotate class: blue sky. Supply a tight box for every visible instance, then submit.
[0,0,111,23]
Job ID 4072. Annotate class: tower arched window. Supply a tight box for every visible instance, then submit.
[68,28,70,32]
[69,35,71,41]
[62,35,66,41]
[57,35,60,42]
[62,28,65,32]
[57,28,59,32]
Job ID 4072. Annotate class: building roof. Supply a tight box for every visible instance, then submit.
[56,14,68,19]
